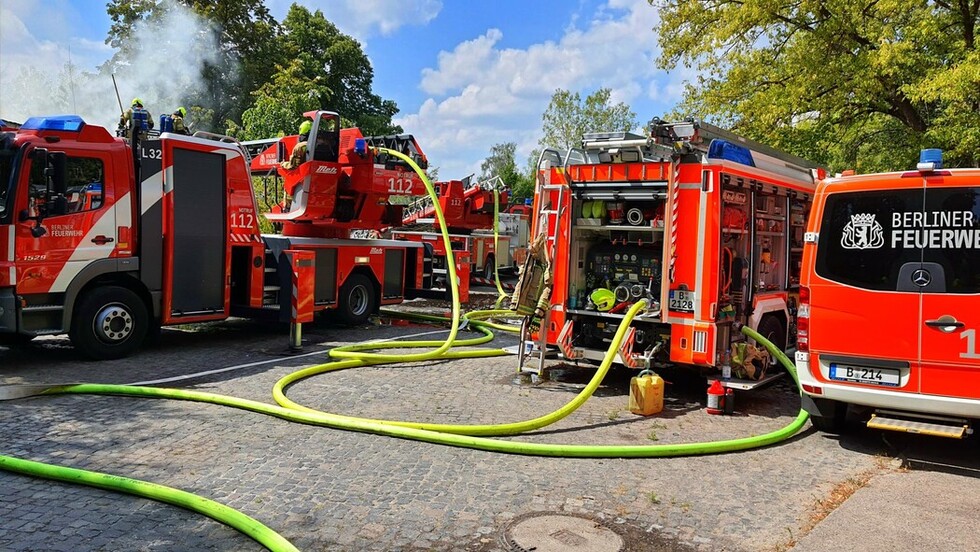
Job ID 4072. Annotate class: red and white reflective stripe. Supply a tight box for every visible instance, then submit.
[668,158,680,282]
[291,269,299,322]
[229,233,261,243]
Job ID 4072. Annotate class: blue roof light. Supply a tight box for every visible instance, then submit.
[707,139,756,167]
[20,115,85,132]
[918,148,943,171]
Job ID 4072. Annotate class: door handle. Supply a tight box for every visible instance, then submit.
[91,235,115,245]
[925,317,964,333]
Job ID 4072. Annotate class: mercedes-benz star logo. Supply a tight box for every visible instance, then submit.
[912,269,932,287]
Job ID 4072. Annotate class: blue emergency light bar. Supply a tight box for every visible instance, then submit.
[707,139,756,168]
[20,115,85,132]
[917,148,943,171]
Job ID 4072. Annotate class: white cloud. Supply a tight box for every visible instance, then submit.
[396,1,694,179]
[267,0,442,42]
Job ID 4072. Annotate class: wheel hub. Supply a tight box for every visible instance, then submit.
[349,286,369,316]
[95,304,134,344]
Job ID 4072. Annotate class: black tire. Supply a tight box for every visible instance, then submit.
[70,286,149,360]
[336,273,377,325]
[808,400,847,433]
[756,315,786,359]
[483,255,496,280]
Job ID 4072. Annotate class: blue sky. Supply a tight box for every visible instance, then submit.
[0,0,692,179]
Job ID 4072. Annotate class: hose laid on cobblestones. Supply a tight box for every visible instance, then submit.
[7,301,807,459]
[0,454,300,552]
[0,149,810,552]
[0,146,459,552]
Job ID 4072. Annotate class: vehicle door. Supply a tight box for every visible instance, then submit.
[917,177,980,397]
[811,181,923,389]
[15,152,118,295]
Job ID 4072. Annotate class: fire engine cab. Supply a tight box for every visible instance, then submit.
[0,113,437,359]
[518,118,823,386]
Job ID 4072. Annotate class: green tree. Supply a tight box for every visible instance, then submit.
[240,4,401,139]
[538,88,637,152]
[653,0,980,171]
[479,142,534,202]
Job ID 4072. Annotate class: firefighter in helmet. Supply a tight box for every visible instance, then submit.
[172,107,190,135]
[119,97,153,139]
[280,119,312,170]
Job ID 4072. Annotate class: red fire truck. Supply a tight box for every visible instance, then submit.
[0,112,438,359]
[392,176,516,282]
[519,119,823,386]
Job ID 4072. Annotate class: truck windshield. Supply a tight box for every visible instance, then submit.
[0,134,21,223]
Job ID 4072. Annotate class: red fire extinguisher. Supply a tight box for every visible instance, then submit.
[706,380,725,415]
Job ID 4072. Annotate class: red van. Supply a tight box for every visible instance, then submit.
[797,150,980,438]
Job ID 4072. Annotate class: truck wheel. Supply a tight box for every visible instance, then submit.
[483,255,496,280]
[70,286,148,360]
[337,273,377,325]
[808,399,847,433]
[756,314,786,350]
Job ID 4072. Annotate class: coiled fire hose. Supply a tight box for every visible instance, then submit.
[0,147,809,551]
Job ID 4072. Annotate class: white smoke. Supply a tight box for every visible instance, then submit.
[0,0,223,133]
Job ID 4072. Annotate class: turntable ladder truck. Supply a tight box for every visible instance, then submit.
[0,111,437,359]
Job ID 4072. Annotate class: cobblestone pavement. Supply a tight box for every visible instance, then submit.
[1,308,970,552]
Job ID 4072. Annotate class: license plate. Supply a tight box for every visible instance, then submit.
[668,289,695,313]
[829,363,900,387]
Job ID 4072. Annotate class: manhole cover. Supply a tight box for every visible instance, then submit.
[505,513,624,552]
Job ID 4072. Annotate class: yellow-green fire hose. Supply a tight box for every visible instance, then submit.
[0,146,809,551]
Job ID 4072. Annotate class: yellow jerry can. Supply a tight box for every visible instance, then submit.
[629,370,664,416]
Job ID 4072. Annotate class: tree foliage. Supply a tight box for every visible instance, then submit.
[653,0,980,171]
[538,88,637,152]
[104,1,400,138]
[479,142,534,201]
[239,5,401,140]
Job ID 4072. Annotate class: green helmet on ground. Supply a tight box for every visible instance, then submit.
[298,120,312,135]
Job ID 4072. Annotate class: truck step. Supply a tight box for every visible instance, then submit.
[867,413,970,439]
[21,305,64,313]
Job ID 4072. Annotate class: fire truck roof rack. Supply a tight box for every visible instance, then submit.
[192,131,255,165]
[242,138,280,160]
[577,131,674,164]
[649,118,821,182]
